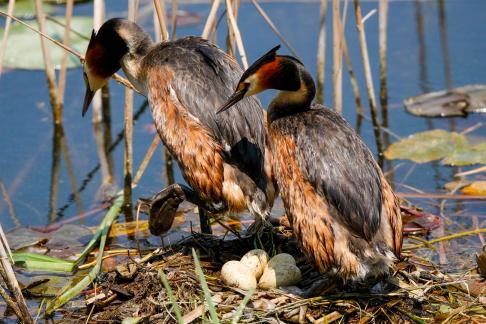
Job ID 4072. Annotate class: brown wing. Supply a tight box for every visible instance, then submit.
[272,107,382,241]
[146,67,224,202]
[141,37,267,192]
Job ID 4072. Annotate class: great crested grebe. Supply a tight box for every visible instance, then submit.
[218,46,402,283]
[82,18,275,235]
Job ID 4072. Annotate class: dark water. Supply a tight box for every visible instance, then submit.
[1,0,485,280]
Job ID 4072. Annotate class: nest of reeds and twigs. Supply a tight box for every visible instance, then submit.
[57,223,486,324]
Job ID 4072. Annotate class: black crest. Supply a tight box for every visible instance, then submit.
[239,45,281,83]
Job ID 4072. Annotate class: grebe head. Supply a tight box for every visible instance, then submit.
[82,18,152,116]
[217,45,303,114]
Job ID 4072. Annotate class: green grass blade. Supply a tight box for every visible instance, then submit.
[158,269,183,323]
[191,248,220,324]
[45,195,123,314]
[231,288,254,324]
[15,260,75,272]
[73,195,124,267]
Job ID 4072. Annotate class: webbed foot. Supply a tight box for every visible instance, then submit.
[138,184,185,236]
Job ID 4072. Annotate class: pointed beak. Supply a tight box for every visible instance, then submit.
[216,88,247,114]
[82,85,95,117]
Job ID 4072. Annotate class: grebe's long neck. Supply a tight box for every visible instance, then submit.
[268,65,316,122]
[118,28,153,94]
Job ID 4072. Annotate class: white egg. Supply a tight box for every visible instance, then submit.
[240,249,269,280]
[221,260,257,290]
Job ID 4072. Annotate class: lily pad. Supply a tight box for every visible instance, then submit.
[0,16,92,70]
[384,129,468,163]
[7,224,93,261]
[0,2,54,17]
[442,143,486,166]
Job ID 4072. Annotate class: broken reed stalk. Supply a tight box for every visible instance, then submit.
[123,0,139,220]
[332,0,343,114]
[171,0,178,40]
[34,0,62,124]
[0,0,15,76]
[153,0,169,40]
[0,225,33,323]
[225,0,248,68]
[316,0,328,104]
[378,0,388,107]
[250,0,298,58]
[353,1,383,159]
[57,0,74,104]
[201,0,221,40]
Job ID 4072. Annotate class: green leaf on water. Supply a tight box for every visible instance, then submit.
[384,129,468,163]
[0,16,92,70]
[442,143,486,166]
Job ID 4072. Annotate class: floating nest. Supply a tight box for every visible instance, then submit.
[56,224,486,323]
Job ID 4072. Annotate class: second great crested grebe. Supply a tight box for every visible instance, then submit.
[218,46,402,283]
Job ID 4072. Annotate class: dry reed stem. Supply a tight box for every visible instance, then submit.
[153,0,169,40]
[455,166,486,177]
[34,0,62,124]
[225,0,236,57]
[57,0,74,104]
[353,1,382,154]
[0,180,20,227]
[171,0,178,40]
[152,0,174,188]
[332,0,343,114]
[46,15,88,40]
[132,136,161,188]
[122,0,139,218]
[48,126,62,222]
[0,284,23,320]
[316,0,327,104]
[92,0,106,125]
[225,0,248,68]
[201,0,221,40]
[250,0,298,58]
[91,0,113,190]
[378,0,388,106]
[0,225,32,323]
[0,0,15,76]
[404,228,486,251]
[335,1,362,115]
